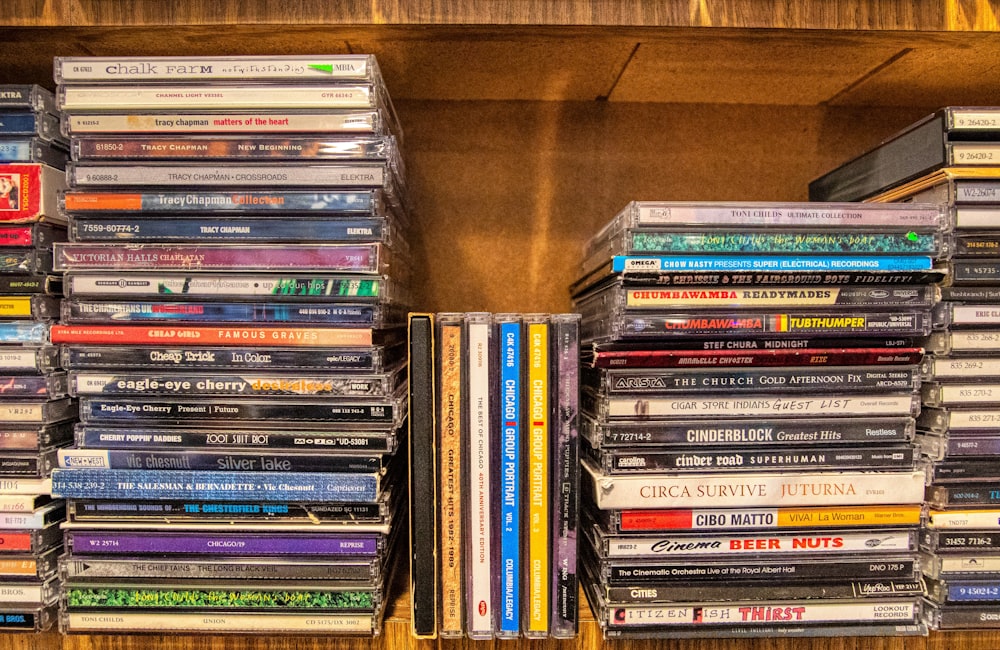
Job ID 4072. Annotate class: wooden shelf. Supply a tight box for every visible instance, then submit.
[2,1,1000,648]
[3,0,998,31]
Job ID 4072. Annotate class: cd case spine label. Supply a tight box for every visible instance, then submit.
[65,531,382,556]
[51,468,379,502]
[583,461,926,509]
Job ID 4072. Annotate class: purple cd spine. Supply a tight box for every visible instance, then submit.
[550,314,580,638]
[67,531,380,555]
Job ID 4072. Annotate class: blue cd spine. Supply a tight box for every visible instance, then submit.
[497,318,521,636]
[610,255,935,273]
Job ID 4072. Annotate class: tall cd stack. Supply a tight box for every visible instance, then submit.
[44,55,410,637]
[405,312,580,640]
[569,201,947,640]
[0,84,73,634]
[811,106,1000,633]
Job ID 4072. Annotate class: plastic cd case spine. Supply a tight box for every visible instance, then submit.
[583,415,915,448]
[606,201,945,230]
[51,468,380,502]
[596,577,923,604]
[62,111,390,137]
[0,85,56,113]
[64,273,394,302]
[495,316,521,638]
[593,554,920,585]
[524,314,550,638]
[0,523,61,554]
[923,381,1000,407]
[54,55,381,83]
[436,313,463,637]
[61,610,380,635]
[0,494,52,513]
[923,355,1000,380]
[0,577,57,604]
[0,275,61,295]
[61,582,381,612]
[67,217,394,244]
[63,529,385,557]
[0,346,60,375]
[58,84,385,111]
[0,447,60,477]
[582,230,947,273]
[57,448,381,474]
[61,343,400,372]
[60,189,391,216]
[60,299,392,327]
[0,138,68,170]
[590,281,938,310]
[76,394,405,427]
[588,444,919,474]
[53,242,389,273]
[0,604,55,632]
[580,309,933,344]
[58,554,382,583]
[69,423,400,454]
[464,313,494,639]
[1,421,74,450]
[50,325,378,347]
[586,390,920,419]
[0,502,65,529]
[71,135,397,162]
[0,398,75,424]
[584,365,920,395]
[0,223,66,248]
[0,112,62,142]
[0,295,59,319]
[582,459,927,509]
[0,546,59,581]
[67,161,393,189]
[68,368,402,398]
[593,596,922,631]
[927,509,1000,530]
[550,313,580,639]
[598,504,922,533]
[921,551,1000,579]
[934,302,1000,329]
[408,314,438,639]
[0,163,66,225]
[588,525,918,558]
[0,322,49,345]
[0,249,54,276]
[922,530,1000,554]
[66,496,391,525]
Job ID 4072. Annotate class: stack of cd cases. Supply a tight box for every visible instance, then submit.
[0,84,73,633]
[45,55,412,636]
[569,200,949,639]
[820,107,1000,631]
[406,313,580,639]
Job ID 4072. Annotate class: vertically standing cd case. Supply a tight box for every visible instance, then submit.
[436,313,464,637]
[464,313,494,639]
[524,315,550,638]
[550,313,580,638]
[407,314,436,638]
[495,315,522,638]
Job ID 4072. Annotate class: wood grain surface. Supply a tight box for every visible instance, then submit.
[1,0,985,30]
